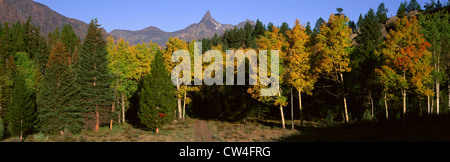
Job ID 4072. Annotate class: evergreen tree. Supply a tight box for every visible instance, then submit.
[376,3,389,23]
[407,0,422,12]
[311,17,324,41]
[254,19,266,37]
[76,19,114,131]
[397,1,408,17]
[305,21,312,36]
[37,41,82,134]
[7,59,36,141]
[279,22,290,37]
[60,24,80,55]
[351,8,384,121]
[139,49,176,132]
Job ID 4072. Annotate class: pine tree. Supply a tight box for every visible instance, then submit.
[351,8,384,120]
[407,0,422,12]
[376,3,389,23]
[139,49,176,132]
[76,19,114,131]
[397,1,408,17]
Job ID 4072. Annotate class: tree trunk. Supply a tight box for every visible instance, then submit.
[176,78,182,120]
[117,90,121,124]
[20,119,23,142]
[384,93,388,121]
[183,91,187,120]
[95,105,99,132]
[431,94,434,114]
[121,92,125,123]
[402,89,406,121]
[110,100,115,130]
[370,91,374,121]
[298,90,303,127]
[340,72,349,124]
[436,54,440,115]
[402,72,406,121]
[290,88,294,130]
[280,104,285,129]
[427,94,430,115]
[436,78,440,115]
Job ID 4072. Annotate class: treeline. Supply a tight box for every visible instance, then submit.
[0,0,449,140]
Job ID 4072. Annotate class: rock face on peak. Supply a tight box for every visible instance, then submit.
[110,11,255,45]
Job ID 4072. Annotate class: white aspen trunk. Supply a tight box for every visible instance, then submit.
[427,94,430,115]
[436,61,440,115]
[431,94,434,114]
[370,91,374,120]
[117,93,121,124]
[176,78,182,120]
[299,90,303,127]
[177,97,182,120]
[384,93,388,120]
[280,104,285,129]
[402,89,406,121]
[121,92,125,123]
[402,72,406,121]
[290,88,294,130]
[183,91,186,120]
[340,72,349,124]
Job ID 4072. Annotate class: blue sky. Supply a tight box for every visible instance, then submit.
[35,0,431,32]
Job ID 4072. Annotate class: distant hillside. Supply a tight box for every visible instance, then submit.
[110,10,255,45]
[0,0,105,38]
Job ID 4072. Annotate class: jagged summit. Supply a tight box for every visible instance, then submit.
[110,10,255,45]
[202,10,212,21]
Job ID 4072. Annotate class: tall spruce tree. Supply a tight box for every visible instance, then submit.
[37,41,82,134]
[7,58,36,141]
[76,19,113,131]
[139,49,176,132]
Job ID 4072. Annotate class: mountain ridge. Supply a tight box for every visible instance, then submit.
[110,10,255,45]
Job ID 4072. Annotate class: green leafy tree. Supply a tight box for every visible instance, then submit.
[419,10,449,115]
[314,13,353,124]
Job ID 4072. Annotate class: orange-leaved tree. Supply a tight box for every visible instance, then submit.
[285,19,317,127]
[379,15,432,120]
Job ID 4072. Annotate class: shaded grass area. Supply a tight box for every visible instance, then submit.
[279,115,450,142]
[208,119,300,142]
[7,119,195,142]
